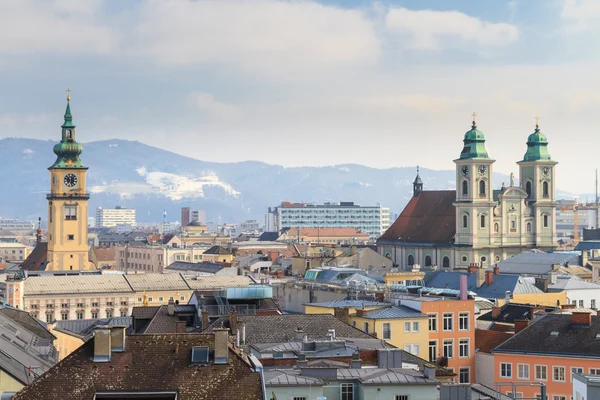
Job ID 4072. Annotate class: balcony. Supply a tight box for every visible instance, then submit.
[46,192,90,200]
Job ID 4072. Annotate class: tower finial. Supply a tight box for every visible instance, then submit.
[471,111,477,126]
[535,115,540,129]
[417,165,419,174]
[66,88,71,102]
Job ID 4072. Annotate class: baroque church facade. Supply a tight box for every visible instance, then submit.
[21,94,95,271]
[378,118,557,270]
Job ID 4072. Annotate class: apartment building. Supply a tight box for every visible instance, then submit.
[95,206,136,228]
[0,242,31,262]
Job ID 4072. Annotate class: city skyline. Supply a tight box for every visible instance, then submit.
[1,0,599,194]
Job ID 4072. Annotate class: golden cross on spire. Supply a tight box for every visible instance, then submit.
[65,88,71,101]
[535,115,540,126]
[471,112,477,123]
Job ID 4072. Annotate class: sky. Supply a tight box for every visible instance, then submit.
[0,0,599,194]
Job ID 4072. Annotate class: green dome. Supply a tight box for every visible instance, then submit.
[459,122,489,159]
[49,101,87,169]
[523,125,551,161]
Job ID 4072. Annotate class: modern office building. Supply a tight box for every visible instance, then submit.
[0,218,35,232]
[181,207,206,227]
[95,206,136,228]
[265,201,390,239]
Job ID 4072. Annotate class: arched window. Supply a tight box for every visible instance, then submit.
[526,222,532,233]
[462,180,468,196]
[543,214,549,228]
[462,214,468,229]
[543,181,549,198]
[480,214,486,228]
[525,181,532,198]
[494,223,499,233]
[408,255,415,266]
[442,256,450,269]
[425,255,432,267]
[479,180,486,197]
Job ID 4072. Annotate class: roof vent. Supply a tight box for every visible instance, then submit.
[596,334,600,340]
[550,331,559,337]
[191,346,210,364]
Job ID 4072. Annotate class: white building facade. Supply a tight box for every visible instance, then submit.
[95,206,136,228]
[266,201,390,239]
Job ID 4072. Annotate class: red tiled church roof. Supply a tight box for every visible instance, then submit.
[19,242,48,271]
[378,190,456,245]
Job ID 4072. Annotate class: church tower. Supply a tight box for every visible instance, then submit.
[413,166,423,197]
[453,115,495,255]
[46,92,95,271]
[517,118,557,248]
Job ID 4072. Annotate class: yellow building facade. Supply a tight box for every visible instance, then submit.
[45,95,94,271]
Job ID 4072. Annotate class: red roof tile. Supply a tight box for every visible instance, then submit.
[475,328,513,353]
[19,242,48,271]
[378,190,456,244]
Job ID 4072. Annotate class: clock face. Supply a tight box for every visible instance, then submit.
[64,173,77,187]
[478,165,487,175]
[542,167,550,177]
[461,165,469,177]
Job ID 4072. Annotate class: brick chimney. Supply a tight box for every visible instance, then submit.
[529,306,546,319]
[485,270,493,286]
[229,311,238,333]
[514,319,529,334]
[334,307,350,324]
[175,320,187,333]
[572,311,593,327]
[468,264,478,274]
[350,351,362,368]
[476,267,485,288]
[561,304,577,310]
[356,308,367,317]
[493,265,500,275]
[491,306,502,319]
[201,309,209,329]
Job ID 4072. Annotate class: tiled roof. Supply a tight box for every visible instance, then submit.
[378,190,456,245]
[258,232,281,241]
[24,274,134,295]
[131,306,161,320]
[10,334,263,400]
[185,276,251,289]
[305,300,390,308]
[204,245,233,255]
[19,242,48,271]
[475,329,513,353]
[91,246,116,261]
[292,228,369,238]
[166,261,225,274]
[478,303,558,323]
[140,305,187,334]
[354,306,427,320]
[125,273,191,291]
[205,314,372,344]
[494,313,600,357]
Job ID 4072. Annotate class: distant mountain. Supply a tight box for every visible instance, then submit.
[0,138,527,225]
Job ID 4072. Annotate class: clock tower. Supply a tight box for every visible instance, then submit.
[46,93,95,271]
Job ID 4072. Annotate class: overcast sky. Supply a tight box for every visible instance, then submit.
[0,0,599,194]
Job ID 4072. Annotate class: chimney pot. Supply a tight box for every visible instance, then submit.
[476,267,485,288]
[295,328,305,341]
[491,306,502,319]
[213,328,230,364]
[493,265,500,275]
[485,270,493,286]
[356,308,367,317]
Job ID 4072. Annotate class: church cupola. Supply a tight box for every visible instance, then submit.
[49,89,87,170]
[522,117,552,161]
[413,166,423,197]
[459,113,489,160]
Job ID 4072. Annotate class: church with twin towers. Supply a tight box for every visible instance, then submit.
[377,115,557,270]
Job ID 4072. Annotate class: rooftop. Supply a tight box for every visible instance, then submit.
[475,329,513,354]
[353,306,427,320]
[185,275,252,290]
[305,300,390,308]
[478,303,558,323]
[491,250,581,276]
[265,367,436,386]
[125,272,191,291]
[24,274,133,295]
[166,261,227,274]
[53,316,132,340]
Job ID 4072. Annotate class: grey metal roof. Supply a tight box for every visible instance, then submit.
[549,277,600,291]
[357,306,427,320]
[424,270,534,300]
[264,370,325,386]
[166,261,225,274]
[54,317,132,340]
[305,300,391,308]
[492,250,580,275]
[575,241,600,251]
[264,367,435,386]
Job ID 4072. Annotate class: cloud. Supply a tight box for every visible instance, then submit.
[188,92,241,120]
[352,94,467,114]
[385,7,518,50]
[561,0,600,33]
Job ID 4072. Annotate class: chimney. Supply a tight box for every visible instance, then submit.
[424,365,436,380]
[468,264,478,274]
[356,308,367,317]
[334,307,350,324]
[213,328,230,364]
[350,351,362,368]
[562,304,577,310]
[572,311,593,327]
[167,299,175,316]
[459,275,468,300]
[374,292,384,302]
[327,329,336,341]
[295,327,305,341]
[534,277,549,292]
[175,320,187,333]
[491,306,502,319]
[485,270,493,286]
[110,326,127,353]
[229,311,238,334]
[93,326,112,362]
[201,310,209,330]
[476,267,485,288]
[514,319,529,334]
[529,306,546,319]
[297,353,308,368]
[493,265,500,275]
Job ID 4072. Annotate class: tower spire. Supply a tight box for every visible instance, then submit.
[36,217,43,244]
[413,165,423,197]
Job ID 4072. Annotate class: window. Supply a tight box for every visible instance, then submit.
[76,312,83,320]
[65,205,77,220]
[91,302,99,307]
[511,220,517,231]
[408,255,414,266]
[159,297,164,302]
[543,181,549,198]
[106,311,113,318]
[459,312,469,331]
[428,341,437,362]
[571,367,583,382]
[551,396,566,400]
[382,323,391,340]
[340,383,354,400]
[527,222,532,233]
[121,311,127,317]
[443,256,450,268]
[592,299,596,308]
[589,368,600,375]
[395,396,409,400]
[459,339,469,358]
[46,314,54,323]
[91,312,98,319]
[404,322,411,332]
[76,303,84,308]
[61,303,69,308]
[61,313,68,320]
[424,255,432,267]
[412,321,419,332]
[579,300,584,308]
[518,364,530,380]
[479,180,486,196]
[462,180,468,196]
[352,321,356,327]
[443,313,453,331]
[120,301,127,306]
[494,222,499,233]
[292,397,307,400]
[480,214,486,228]
[180,296,185,301]
[67,234,74,240]
[462,214,468,228]
[148,297,153,302]
[543,214,549,228]
[459,367,470,383]
[535,365,547,380]
[553,366,565,382]
[428,314,438,332]
[501,363,512,378]
[106,302,113,307]
[404,344,419,355]
[443,339,453,359]
[526,181,532,198]
[364,322,369,334]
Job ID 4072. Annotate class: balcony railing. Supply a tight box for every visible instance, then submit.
[202,304,256,317]
[46,192,90,200]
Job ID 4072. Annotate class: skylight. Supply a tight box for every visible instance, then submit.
[191,346,210,364]
[550,331,559,337]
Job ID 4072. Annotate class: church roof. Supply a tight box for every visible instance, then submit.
[522,123,552,161]
[459,121,489,160]
[378,190,456,245]
[19,242,48,271]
